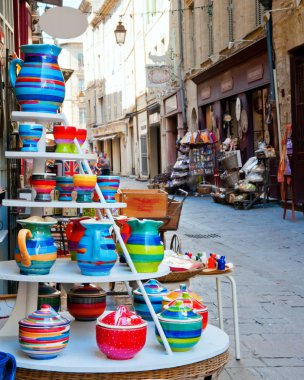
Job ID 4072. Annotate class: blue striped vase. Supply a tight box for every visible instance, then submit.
[9,44,65,113]
[77,219,117,276]
[133,279,168,321]
[155,299,202,352]
[126,219,164,273]
[19,124,43,152]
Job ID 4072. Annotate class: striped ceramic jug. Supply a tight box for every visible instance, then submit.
[9,44,65,113]
[126,219,164,273]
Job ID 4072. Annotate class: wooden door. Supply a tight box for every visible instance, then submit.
[290,53,304,203]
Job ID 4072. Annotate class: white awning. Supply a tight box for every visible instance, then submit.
[92,134,117,141]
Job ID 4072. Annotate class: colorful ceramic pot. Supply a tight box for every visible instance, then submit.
[19,124,43,152]
[37,283,61,312]
[114,215,132,264]
[19,304,70,360]
[156,299,202,352]
[126,219,164,273]
[15,216,57,275]
[56,176,74,201]
[77,219,117,276]
[31,173,56,202]
[0,352,16,380]
[96,305,147,360]
[72,128,87,153]
[53,125,76,153]
[9,44,65,113]
[73,174,97,203]
[67,283,106,321]
[65,216,91,261]
[162,283,202,309]
[166,292,208,331]
[97,175,120,203]
[133,279,168,321]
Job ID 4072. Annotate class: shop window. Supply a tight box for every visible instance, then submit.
[79,108,86,129]
[252,88,269,150]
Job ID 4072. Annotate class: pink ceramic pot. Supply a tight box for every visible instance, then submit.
[53,125,76,153]
[96,305,147,360]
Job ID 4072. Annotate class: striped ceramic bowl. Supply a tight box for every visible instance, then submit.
[133,279,168,321]
[97,175,120,203]
[19,304,70,360]
[56,176,74,201]
[73,174,97,203]
[19,124,43,152]
[155,299,202,352]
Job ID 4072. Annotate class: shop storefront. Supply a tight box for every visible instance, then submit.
[192,38,279,168]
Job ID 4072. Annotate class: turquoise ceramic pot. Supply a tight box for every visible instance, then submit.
[156,299,202,352]
[9,44,65,113]
[77,219,117,276]
[133,279,168,321]
[126,219,164,273]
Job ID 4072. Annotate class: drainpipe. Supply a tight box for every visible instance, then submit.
[177,0,187,134]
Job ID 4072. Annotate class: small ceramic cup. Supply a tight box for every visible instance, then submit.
[73,174,97,203]
[31,173,56,202]
[19,124,43,152]
[53,125,76,153]
[56,176,74,201]
[71,128,87,153]
[97,175,120,203]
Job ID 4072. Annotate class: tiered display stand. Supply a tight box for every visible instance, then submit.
[0,111,229,379]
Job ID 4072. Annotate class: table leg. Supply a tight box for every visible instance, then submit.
[216,277,224,330]
[227,276,241,360]
[0,282,38,336]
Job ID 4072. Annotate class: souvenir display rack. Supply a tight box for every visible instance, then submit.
[0,110,230,378]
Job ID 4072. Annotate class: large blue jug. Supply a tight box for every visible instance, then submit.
[0,352,16,380]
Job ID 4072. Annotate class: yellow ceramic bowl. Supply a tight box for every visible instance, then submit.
[73,174,97,189]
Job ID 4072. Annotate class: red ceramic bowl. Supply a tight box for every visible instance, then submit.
[75,128,87,145]
[96,324,147,360]
[53,125,76,144]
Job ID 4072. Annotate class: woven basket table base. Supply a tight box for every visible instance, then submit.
[16,350,229,380]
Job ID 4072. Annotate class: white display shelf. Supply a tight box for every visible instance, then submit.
[0,260,170,283]
[11,111,68,124]
[0,321,229,373]
[5,151,97,160]
[2,200,126,209]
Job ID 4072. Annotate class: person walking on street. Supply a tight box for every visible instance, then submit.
[100,152,110,175]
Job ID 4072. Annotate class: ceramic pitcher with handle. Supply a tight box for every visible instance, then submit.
[9,44,65,113]
[126,219,164,273]
[0,351,16,380]
[77,219,117,276]
[16,216,57,275]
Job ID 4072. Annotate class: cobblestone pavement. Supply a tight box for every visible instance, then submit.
[120,177,304,380]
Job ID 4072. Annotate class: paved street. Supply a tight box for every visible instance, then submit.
[120,177,304,380]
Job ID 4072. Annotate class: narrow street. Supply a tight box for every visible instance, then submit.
[120,177,304,380]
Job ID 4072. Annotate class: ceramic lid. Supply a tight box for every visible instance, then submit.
[38,283,61,297]
[97,305,147,329]
[133,279,168,296]
[17,216,57,225]
[163,284,202,303]
[68,283,105,297]
[19,304,70,327]
[158,299,202,323]
[166,292,207,312]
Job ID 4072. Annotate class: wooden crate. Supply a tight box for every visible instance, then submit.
[115,189,168,218]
